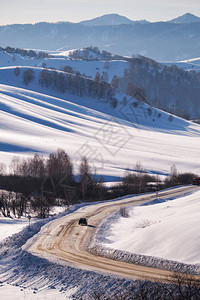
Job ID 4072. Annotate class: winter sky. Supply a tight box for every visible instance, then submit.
[0,0,200,25]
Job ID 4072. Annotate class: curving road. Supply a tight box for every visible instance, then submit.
[23,185,200,282]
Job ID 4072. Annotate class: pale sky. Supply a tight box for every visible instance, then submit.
[0,0,199,25]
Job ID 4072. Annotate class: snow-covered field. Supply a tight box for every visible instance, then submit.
[1,74,200,180]
[102,189,200,265]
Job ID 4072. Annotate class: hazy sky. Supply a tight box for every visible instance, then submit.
[0,0,199,25]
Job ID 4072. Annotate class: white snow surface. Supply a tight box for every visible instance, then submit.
[103,189,200,265]
[0,206,67,243]
[0,67,200,179]
[0,283,75,300]
[0,216,30,242]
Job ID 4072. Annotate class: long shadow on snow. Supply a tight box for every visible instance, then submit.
[0,103,74,133]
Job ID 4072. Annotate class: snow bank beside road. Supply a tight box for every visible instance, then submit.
[102,189,200,265]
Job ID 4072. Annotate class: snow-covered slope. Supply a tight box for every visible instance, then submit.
[0,49,128,81]
[0,53,200,180]
[1,79,200,180]
[102,189,200,265]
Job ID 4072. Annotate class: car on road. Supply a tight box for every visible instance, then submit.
[192,177,200,185]
[78,218,88,226]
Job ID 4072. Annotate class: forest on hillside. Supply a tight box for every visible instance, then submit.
[112,56,200,119]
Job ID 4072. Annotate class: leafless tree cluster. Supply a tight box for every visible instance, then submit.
[164,164,197,187]
[0,191,27,218]
[23,68,35,86]
[0,150,107,218]
[38,68,118,107]
[121,163,159,195]
[108,162,196,199]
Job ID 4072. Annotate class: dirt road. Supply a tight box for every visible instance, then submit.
[23,185,200,282]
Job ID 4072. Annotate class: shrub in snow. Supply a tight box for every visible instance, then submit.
[119,207,129,218]
[147,107,152,116]
[134,219,156,229]
[158,112,162,118]
[14,67,20,77]
[23,68,35,86]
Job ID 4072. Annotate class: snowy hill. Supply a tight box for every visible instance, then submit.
[1,47,200,120]
[169,13,200,24]
[0,50,200,179]
[0,47,129,79]
[1,65,200,180]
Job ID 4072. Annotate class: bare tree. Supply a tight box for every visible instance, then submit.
[9,156,21,175]
[79,156,92,202]
[14,67,20,77]
[23,68,35,86]
[0,163,6,175]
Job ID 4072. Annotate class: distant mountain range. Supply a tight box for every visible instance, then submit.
[79,13,149,26]
[0,13,200,61]
[169,13,200,24]
[79,13,200,26]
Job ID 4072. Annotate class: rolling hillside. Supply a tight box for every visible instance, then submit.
[1,64,200,180]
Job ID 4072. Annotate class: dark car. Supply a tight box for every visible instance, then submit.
[78,218,88,226]
[192,177,200,185]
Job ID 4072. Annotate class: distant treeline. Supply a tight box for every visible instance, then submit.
[1,46,51,59]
